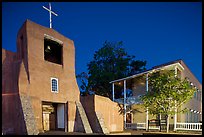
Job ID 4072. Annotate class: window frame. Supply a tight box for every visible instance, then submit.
[51,77,59,93]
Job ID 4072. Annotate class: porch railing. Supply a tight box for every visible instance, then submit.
[126,123,160,130]
[126,123,146,129]
[126,122,202,131]
[175,123,202,131]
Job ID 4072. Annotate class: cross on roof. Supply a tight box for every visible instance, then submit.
[43,2,58,28]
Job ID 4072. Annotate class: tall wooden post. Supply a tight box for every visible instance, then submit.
[174,66,177,131]
[124,80,126,129]
[146,73,149,131]
[112,83,115,101]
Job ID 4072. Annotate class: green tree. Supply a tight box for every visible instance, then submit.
[141,69,196,133]
[76,72,90,96]
[77,41,146,98]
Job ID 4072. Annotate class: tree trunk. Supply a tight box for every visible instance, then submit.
[166,115,169,133]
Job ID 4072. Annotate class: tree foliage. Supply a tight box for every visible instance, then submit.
[141,69,196,132]
[77,41,147,98]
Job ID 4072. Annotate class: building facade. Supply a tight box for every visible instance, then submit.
[110,60,202,131]
[2,20,83,134]
[2,20,125,135]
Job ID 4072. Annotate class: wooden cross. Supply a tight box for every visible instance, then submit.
[43,2,58,28]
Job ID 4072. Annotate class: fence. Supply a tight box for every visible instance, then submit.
[126,122,202,131]
[175,123,202,131]
[126,123,159,130]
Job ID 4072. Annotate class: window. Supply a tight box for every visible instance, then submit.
[195,114,198,122]
[51,78,58,93]
[44,37,63,65]
[190,112,192,122]
[194,91,197,99]
[197,90,199,101]
[186,112,188,122]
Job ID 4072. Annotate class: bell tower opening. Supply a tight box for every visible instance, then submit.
[44,37,63,65]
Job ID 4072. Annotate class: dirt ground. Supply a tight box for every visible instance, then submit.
[38,129,202,135]
[38,130,142,135]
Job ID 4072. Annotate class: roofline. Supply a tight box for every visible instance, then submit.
[179,60,202,87]
[110,61,184,83]
[22,19,73,42]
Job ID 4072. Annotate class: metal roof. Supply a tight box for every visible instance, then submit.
[110,59,184,83]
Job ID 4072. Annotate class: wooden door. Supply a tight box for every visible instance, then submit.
[49,113,56,130]
[43,113,50,131]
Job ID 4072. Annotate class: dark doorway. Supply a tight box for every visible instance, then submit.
[126,113,132,123]
[42,102,65,131]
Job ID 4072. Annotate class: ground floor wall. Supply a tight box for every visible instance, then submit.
[81,95,124,133]
[130,104,175,130]
[180,99,202,123]
[32,99,83,133]
[2,93,27,135]
[94,95,124,132]
[131,104,157,123]
[129,103,201,131]
[2,92,83,135]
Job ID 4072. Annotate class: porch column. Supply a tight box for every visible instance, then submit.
[174,103,177,131]
[124,80,127,129]
[174,66,177,131]
[146,73,149,131]
[112,83,115,101]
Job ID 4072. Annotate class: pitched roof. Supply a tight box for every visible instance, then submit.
[110,59,184,83]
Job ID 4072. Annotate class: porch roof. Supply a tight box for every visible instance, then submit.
[110,59,184,84]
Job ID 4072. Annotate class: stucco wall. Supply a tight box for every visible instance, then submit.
[94,95,124,132]
[20,20,80,102]
[81,95,124,133]
[2,49,26,134]
[20,20,80,132]
[2,20,81,134]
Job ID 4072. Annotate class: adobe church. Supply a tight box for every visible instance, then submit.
[2,19,93,135]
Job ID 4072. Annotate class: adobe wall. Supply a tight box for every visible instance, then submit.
[16,20,80,132]
[80,95,124,133]
[94,95,124,132]
[18,20,80,102]
[2,20,81,134]
[2,49,28,134]
[2,49,19,94]
[80,95,101,133]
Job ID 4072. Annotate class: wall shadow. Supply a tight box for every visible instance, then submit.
[73,104,85,133]
[80,95,103,133]
[2,50,28,135]
[2,23,32,134]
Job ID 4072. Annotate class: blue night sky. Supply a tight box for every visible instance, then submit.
[2,2,202,83]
